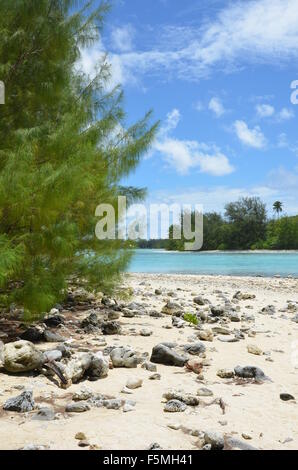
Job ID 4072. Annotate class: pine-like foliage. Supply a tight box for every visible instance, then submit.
[0,0,157,318]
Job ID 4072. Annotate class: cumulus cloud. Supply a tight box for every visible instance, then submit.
[208,97,225,117]
[256,103,294,121]
[153,109,234,176]
[234,120,267,148]
[256,104,275,118]
[277,107,294,121]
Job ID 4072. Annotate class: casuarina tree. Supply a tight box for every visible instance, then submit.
[0,0,158,318]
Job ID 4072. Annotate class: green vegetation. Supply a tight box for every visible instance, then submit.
[0,0,157,318]
[183,312,199,326]
[273,201,283,218]
[137,197,298,251]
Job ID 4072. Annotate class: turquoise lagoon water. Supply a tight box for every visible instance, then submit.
[127,249,298,277]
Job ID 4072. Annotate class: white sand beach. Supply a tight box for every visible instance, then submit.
[0,273,298,450]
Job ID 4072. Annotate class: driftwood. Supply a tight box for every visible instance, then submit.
[43,361,68,385]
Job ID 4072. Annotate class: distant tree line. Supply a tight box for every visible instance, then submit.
[136,198,298,251]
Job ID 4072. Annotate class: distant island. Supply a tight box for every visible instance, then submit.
[136,197,298,251]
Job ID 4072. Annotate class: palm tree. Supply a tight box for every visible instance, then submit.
[273,201,283,219]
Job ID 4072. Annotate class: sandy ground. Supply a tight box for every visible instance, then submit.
[0,273,298,450]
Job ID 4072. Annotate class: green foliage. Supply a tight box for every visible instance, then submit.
[183,312,199,326]
[164,198,297,252]
[0,0,157,317]
[273,201,283,217]
[224,197,267,249]
[137,239,168,249]
[202,212,225,250]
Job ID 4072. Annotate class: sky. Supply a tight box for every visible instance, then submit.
[80,0,298,218]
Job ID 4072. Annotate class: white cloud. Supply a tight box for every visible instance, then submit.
[151,179,298,215]
[155,138,234,176]
[80,0,298,84]
[78,1,298,87]
[234,120,267,148]
[152,109,234,176]
[255,104,295,122]
[208,97,225,117]
[77,43,135,90]
[256,104,275,118]
[111,25,135,53]
[160,109,181,136]
[153,186,274,213]
[198,151,234,176]
[277,107,294,121]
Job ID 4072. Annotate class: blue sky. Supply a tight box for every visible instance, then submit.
[81,0,298,216]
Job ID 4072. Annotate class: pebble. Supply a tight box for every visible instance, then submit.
[21,444,49,450]
[126,378,143,390]
[150,343,187,367]
[218,335,239,343]
[121,386,134,394]
[197,330,214,342]
[110,347,138,368]
[163,390,199,406]
[100,399,121,410]
[234,365,270,382]
[280,393,295,401]
[183,342,206,355]
[247,344,263,356]
[193,296,206,305]
[73,388,93,401]
[149,373,161,380]
[32,406,55,421]
[217,369,235,379]
[66,401,91,413]
[164,400,187,413]
[212,326,231,335]
[197,387,213,397]
[123,403,135,413]
[3,390,35,412]
[78,440,90,447]
[204,431,224,450]
[140,328,152,337]
[141,361,157,372]
[148,442,163,450]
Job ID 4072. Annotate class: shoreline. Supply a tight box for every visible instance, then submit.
[134,248,298,253]
[128,272,298,279]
